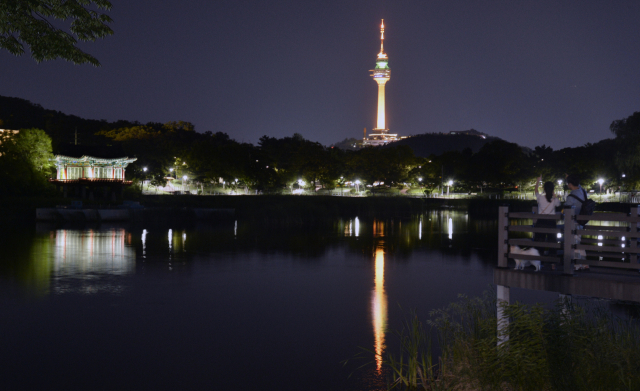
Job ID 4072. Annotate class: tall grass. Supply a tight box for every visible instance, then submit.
[373,292,640,390]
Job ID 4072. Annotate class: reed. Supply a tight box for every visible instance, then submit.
[365,291,640,390]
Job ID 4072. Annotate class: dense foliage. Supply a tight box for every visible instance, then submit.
[0,128,54,195]
[0,0,113,66]
[0,95,638,197]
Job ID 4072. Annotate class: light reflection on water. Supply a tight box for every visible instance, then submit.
[372,245,387,373]
[0,210,502,391]
[344,216,360,237]
[51,228,135,294]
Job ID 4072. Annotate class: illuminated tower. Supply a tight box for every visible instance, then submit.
[371,19,390,134]
[364,20,398,146]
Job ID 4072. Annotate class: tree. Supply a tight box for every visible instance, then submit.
[95,121,197,187]
[610,111,640,185]
[0,0,114,66]
[469,140,533,188]
[0,128,54,195]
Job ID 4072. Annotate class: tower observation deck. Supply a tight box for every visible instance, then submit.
[364,19,400,147]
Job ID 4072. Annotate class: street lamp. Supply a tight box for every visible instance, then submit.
[355,179,361,193]
[598,178,604,194]
[183,175,188,192]
[447,180,453,196]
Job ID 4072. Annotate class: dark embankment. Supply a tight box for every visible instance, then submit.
[2,195,637,227]
[141,195,427,224]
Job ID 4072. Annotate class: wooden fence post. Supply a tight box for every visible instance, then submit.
[563,207,575,275]
[630,206,640,265]
[497,285,510,346]
[498,205,509,268]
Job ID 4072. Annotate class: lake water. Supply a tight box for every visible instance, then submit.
[0,210,557,390]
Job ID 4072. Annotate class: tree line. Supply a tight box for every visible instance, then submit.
[1,109,640,197]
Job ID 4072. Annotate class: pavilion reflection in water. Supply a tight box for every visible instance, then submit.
[51,229,135,294]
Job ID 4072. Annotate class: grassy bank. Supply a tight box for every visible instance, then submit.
[375,293,640,391]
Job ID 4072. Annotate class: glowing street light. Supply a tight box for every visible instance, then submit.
[598,178,604,194]
[143,167,148,172]
[418,177,423,182]
[355,179,361,193]
[183,175,188,192]
[447,180,453,196]
[298,179,305,186]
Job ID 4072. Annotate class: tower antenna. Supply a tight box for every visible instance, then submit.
[380,19,385,56]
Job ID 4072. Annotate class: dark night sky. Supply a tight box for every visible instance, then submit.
[2,0,639,149]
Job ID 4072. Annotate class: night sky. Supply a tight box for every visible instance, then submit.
[2,0,639,150]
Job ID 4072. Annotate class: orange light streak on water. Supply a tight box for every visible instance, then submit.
[372,247,387,373]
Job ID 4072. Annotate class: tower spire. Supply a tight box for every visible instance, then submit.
[378,19,386,58]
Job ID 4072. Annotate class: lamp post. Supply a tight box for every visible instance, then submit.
[142,167,148,193]
[183,175,188,193]
[557,179,563,200]
[447,180,453,196]
[355,180,361,193]
[598,178,604,195]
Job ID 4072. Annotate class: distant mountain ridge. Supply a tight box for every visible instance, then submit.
[392,129,501,157]
[0,95,139,150]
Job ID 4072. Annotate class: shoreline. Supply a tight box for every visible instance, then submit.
[2,195,634,225]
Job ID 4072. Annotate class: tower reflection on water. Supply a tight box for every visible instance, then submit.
[371,220,388,373]
[372,246,387,372]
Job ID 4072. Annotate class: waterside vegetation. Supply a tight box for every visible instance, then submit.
[373,293,640,391]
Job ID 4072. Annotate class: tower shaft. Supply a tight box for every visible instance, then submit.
[370,19,390,132]
[376,81,388,131]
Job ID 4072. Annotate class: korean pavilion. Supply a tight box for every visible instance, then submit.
[50,155,137,200]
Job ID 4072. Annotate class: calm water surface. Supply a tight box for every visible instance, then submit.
[0,210,555,390]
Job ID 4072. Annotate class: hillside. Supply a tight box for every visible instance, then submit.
[387,130,502,157]
[0,95,139,151]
